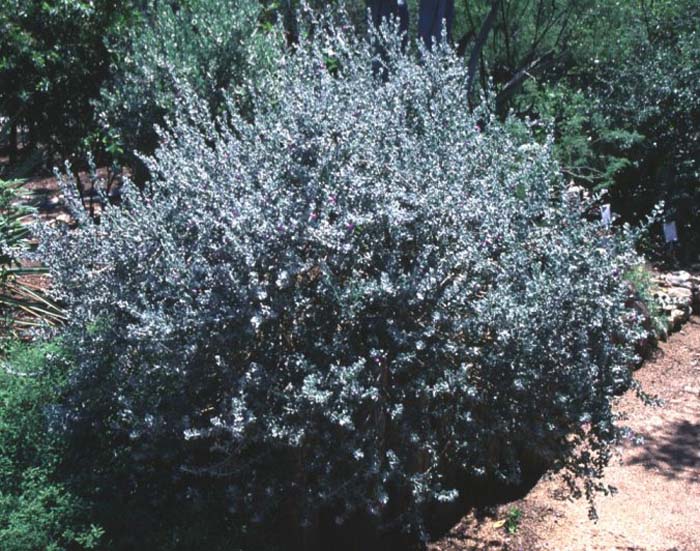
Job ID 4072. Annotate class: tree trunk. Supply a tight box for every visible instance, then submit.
[8,122,17,166]
[368,0,410,37]
[282,0,298,46]
[467,1,499,103]
[418,0,454,49]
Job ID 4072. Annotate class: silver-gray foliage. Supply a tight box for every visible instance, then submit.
[39,22,647,540]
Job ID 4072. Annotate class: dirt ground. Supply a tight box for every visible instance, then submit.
[431,317,700,551]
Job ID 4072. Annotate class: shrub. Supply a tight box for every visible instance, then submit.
[0,340,102,551]
[623,264,666,338]
[96,0,279,183]
[39,22,647,547]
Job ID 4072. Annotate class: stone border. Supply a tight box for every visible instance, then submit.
[651,270,700,338]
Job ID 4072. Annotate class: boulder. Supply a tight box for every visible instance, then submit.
[669,308,688,331]
[53,213,73,225]
[665,271,691,286]
[666,286,693,302]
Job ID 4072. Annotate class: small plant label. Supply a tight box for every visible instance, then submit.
[663,220,678,243]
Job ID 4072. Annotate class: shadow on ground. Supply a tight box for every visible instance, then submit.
[627,418,700,482]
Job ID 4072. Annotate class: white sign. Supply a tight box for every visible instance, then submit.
[663,221,678,243]
[600,204,612,226]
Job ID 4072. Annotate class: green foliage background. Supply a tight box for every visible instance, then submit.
[0,1,141,167]
[454,0,700,257]
[1,0,698,255]
[95,0,279,183]
[0,341,102,551]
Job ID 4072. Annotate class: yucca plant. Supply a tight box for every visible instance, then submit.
[0,179,64,334]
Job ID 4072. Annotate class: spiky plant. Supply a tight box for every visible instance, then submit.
[0,180,63,335]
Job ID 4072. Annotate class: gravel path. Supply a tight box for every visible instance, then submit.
[432,317,700,551]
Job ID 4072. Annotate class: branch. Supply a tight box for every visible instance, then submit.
[456,29,475,57]
[495,50,554,112]
[282,0,298,46]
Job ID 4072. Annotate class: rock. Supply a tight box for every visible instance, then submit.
[666,286,693,303]
[670,280,694,290]
[628,296,652,331]
[656,287,693,315]
[644,270,699,338]
[668,308,688,331]
[665,271,691,286]
[54,213,72,225]
[667,286,692,297]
